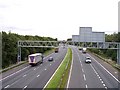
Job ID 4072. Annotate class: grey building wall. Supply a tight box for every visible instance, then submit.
[72,27,105,42]
[92,32,105,42]
[79,27,92,42]
[72,35,79,42]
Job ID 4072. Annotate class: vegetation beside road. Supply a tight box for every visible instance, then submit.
[2,31,57,69]
[46,48,72,88]
[88,32,120,70]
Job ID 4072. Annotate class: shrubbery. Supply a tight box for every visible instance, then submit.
[2,31,57,68]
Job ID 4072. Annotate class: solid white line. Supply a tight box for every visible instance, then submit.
[83,74,86,81]
[67,49,73,88]
[0,66,30,82]
[4,85,10,88]
[87,53,120,83]
[43,50,68,89]
[85,84,88,88]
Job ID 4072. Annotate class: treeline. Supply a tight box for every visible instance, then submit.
[2,31,57,68]
[89,32,120,62]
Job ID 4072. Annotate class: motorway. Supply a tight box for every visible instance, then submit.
[68,46,120,89]
[1,45,120,90]
[1,46,67,89]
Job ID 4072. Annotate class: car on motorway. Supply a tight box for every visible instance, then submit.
[48,57,53,61]
[85,57,91,63]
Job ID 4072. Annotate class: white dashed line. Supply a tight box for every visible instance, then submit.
[4,85,10,88]
[23,85,27,89]
[34,68,36,70]
[81,63,83,67]
[50,64,51,66]
[83,74,86,81]
[23,74,27,77]
[0,66,30,82]
[87,53,120,83]
[37,75,40,77]
[105,87,107,89]
[90,64,107,89]
[101,81,104,83]
[103,84,106,86]
[85,84,88,88]
[45,69,47,70]
[115,72,117,74]
[82,69,84,72]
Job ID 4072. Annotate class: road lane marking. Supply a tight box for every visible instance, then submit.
[37,75,40,77]
[101,81,104,83]
[81,63,83,67]
[23,85,27,89]
[88,53,120,83]
[90,64,107,89]
[45,69,47,70]
[0,66,30,82]
[103,84,106,86]
[34,68,36,70]
[82,69,84,72]
[23,74,27,77]
[44,51,67,89]
[83,74,86,81]
[115,72,117,74]
[4,85,10,88]
[85,84,88,88]
[105,87,107,89]
[0,53,55,82]
[67,49,73,88]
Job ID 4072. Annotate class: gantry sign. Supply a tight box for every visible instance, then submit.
[18,40,120,64]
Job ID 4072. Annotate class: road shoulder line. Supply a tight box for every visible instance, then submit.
[66,49,73,88]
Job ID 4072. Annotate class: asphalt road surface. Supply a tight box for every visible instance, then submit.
[1,46,67,89]
[68,46,120,90]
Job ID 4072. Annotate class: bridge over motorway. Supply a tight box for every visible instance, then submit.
[17,40,120,64]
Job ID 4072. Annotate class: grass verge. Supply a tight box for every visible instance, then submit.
[45,48,72,89]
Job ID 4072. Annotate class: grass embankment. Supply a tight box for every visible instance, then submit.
[1,48,55,73]
[46,48,72,89]
[88,49,120,71]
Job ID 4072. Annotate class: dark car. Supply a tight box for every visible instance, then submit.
[48,57,53,61]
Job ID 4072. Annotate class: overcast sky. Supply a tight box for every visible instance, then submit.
[0,0,119,40]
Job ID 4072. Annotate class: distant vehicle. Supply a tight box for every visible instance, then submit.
[82,48,87,54]
[55,47,59,53]
[85,57,91,63]
[78,47,82,50]
[28,53,43,66]
[48,57,53,61]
